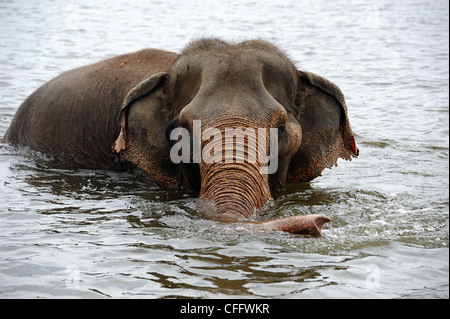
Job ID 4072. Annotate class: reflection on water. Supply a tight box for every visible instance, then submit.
[0,0,448,298]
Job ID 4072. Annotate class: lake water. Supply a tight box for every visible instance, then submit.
[0,0,448,299]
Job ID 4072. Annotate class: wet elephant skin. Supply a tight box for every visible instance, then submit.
[3,38,358,236]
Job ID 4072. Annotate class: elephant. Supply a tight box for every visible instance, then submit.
[2,38,359,236]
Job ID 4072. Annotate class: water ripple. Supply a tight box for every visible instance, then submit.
[0,0,448,298]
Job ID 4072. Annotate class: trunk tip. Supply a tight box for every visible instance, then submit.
[313,215,331,236]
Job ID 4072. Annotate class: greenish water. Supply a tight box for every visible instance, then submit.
[0,0,448,298]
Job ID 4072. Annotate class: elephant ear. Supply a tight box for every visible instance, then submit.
[287,71,359,183]
[113,72,179,187]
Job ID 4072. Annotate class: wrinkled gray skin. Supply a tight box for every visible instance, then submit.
[3,39,358,236]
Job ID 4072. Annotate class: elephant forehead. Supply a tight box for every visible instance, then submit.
[173,52,261,84]
[175,39,295,77]
[169,39,298,118]
[181,38,288,61]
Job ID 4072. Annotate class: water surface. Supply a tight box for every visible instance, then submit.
[0,0,448,298]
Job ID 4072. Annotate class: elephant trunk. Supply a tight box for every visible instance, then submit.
[200,162,271,222]
[199,162,330,236]
[192,118,330,236]
[198,121,272,221]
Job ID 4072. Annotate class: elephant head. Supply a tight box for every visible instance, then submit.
[113,39,358,235]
